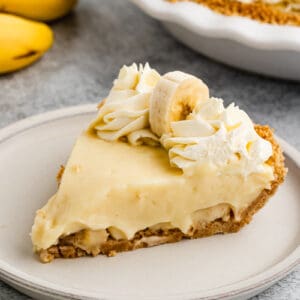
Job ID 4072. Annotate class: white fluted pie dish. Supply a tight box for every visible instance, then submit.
[131,0,300,81]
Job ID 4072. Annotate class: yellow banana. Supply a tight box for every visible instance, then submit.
[0,13,53,74]
[0,0,77,22]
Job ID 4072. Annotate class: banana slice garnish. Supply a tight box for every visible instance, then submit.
[149,71,209,137]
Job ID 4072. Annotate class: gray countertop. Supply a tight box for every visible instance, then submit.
[0,0,299,299]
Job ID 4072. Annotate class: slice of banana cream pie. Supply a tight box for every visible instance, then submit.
[31,63,286,263]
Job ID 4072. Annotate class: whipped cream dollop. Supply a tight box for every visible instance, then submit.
[91,64,272,177]
[161,97,273,176]
[90,63,161,146]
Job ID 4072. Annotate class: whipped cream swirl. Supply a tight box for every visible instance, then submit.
[91,63,160,146]
[161,97,273,176]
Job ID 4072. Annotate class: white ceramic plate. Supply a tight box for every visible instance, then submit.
[0,104,299,300]
[131,0,300,81]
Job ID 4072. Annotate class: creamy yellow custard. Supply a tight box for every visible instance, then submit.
[32,132,273,251]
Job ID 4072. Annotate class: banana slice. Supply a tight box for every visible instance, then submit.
[149,71,209,137]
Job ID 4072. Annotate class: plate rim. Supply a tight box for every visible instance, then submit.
[0,104,299,300]
[131,0,300,52]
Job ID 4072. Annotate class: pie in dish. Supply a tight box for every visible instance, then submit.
[31,63,286,263]
[167,0,300,26]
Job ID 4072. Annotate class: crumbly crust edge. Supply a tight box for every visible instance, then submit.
[167,0,300,26]
[38,125,286,263]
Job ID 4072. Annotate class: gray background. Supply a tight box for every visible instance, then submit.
[0,0,299,299]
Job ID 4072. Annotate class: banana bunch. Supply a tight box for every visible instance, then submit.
[150,71,209,136]
[0,14,53,74]
[0,0,77,74]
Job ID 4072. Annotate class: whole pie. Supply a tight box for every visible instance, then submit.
[31,63,286,263]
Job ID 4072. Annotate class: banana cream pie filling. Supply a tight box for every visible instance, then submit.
[31,64,285,262]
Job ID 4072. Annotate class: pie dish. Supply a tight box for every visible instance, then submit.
[168,0,300,26]
[31,63,286,263]
[131,0,300,80]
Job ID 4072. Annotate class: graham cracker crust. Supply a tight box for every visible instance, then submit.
[38,125,286,263]
[167,0,300,26]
